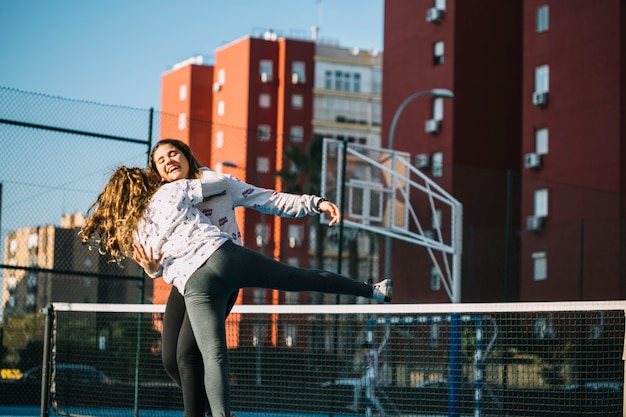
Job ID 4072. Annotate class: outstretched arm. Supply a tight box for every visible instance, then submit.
[317,199,341,227]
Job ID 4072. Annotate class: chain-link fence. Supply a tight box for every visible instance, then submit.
[1,85,624,410]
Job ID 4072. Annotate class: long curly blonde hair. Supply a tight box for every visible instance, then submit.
[81,167,160,263]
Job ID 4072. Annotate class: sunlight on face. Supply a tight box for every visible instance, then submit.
[152,143,190,182]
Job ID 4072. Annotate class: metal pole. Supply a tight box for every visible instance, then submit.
[40,305,54,417]
[384,89,454,281]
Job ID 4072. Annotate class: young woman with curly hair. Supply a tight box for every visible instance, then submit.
[81,165,392,417]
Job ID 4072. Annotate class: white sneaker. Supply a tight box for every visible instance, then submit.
[372,279,392,303]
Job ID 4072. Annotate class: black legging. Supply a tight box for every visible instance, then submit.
[184,240,374,417]
[162,285,238,417]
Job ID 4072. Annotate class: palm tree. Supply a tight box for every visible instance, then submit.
[276,135,361,297]
[275,134,326,285]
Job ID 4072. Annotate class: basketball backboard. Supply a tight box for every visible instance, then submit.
[321,138,462,303]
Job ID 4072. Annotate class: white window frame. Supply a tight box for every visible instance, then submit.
[534,188,549,217]
[532,251,547,281]
[536,5,549,33]
[535,128,549,155]
[217,100,225,115]
[535,65,550,94]
[179,84,187,101]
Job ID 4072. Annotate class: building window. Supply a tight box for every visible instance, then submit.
[432,152,443,178]
[217,68,226,85]
[430,323,439,348]
[257,156,270,173]
[536,5,549,33]
[535,128,549,155]
[292,94,303,109]
[28,232,38,249]
[534,188,549,217]
[291,61,306,84]
[433,41,444,65]
[535,65,549,94]
[178,113,187,130]
[284,291,299,306]
[290,126,304,142]
[260,60,273,82]
[215,131,224,148]
[253,289,265,304]
[532,251,547,281]
[217,101,225,115]
[343,72,351,91]
[435,0,446,10]
[259,93,271,108]
[179,84,187,101]
[353,73,361,93]
[288,224,304,248]
[257,125,271,141]
[324,70,332,89]
[335,71,342,90]
[284,323,297,347]
[433,97,444,121]
[430,266,441,291]
[432,208,442,230]
[9,239,17,254]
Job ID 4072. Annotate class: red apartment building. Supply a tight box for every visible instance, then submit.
[383,0,626,303]
[383,0,524,303]
[160,36,316,313]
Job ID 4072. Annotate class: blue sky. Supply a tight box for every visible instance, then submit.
[0,0,383,109]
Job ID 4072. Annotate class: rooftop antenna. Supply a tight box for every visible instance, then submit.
[314,0,323,41]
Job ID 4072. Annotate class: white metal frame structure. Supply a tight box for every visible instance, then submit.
[321,138,463,303]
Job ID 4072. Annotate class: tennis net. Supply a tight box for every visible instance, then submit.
[39,301,625,417]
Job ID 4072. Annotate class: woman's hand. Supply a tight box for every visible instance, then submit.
[132,243,163,276]
[318,200,342,227]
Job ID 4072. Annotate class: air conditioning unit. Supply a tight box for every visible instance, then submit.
[415,153,431,169]
[291,73,304,84]
[526,215,545,232]
[212,82,222,92]
[532,91,548,107]
[524,152,542,169]
[425,119,441,134]
[260,72,272,83]
[426,7,444,23]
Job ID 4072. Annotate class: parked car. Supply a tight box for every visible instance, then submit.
[1,363,123,407]
[20,363,119,386]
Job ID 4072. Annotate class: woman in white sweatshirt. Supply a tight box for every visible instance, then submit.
[80,165,392,417]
